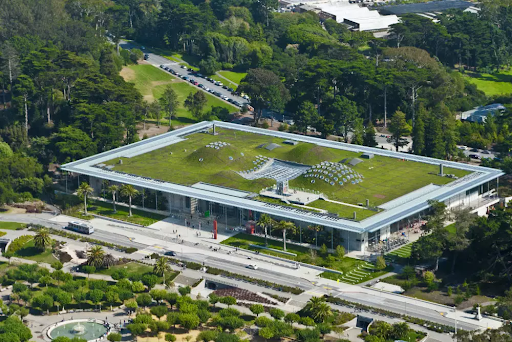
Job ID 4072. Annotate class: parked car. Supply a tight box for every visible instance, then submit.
[228,88,234,92]
[164,251,177,256]
[181,65,187,69]
[222,85,228,89]
[470,148,479,152]
[159,65,165,68]
[247,264,258,270]
[198,84,205,89]
[143,54,149,60]
[469,154,480,159]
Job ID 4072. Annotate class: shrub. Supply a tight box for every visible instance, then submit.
[255,316,273,327]
[454,295,464,305]
[278,123,288,131]
[5,235,33,256]
[107,333,122,342]
[260,121,269,129]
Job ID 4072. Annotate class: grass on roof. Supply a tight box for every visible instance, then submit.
[105,128,471,214]
[463,69,512,96]
[121,64,237,127]
[307,200,378,221]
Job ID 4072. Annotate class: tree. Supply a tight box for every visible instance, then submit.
[127,323,147,336]
[413,105,427,155]
[87,246,105,268]
[363,121,378,147]
[153,257,171,277]
[179,313,200,331]
[184,91,208,121]
[82,265,96,278]
[136,293,152,308]
[351,118,364,145]
[51,127,97,162]
[375,256,387,270]
[238,68,290,125]
[297,328,320,342]
[13,75,35,134]
[295,101,317,134]
[220,296,236,307]
[284,313,300,324]
[51,261,63,270]
[178,286,192,296]
[34,228,52,251]
[150,305,168,319]
[329,96,359,142]
[259,327,274,341]
[335,245,345,259]
[132,281,145,293]
[142,274,159,290]
[269,308,285,320]
[107,333,122,342]
[120,184,139,217]
[387,111,411,151]
[88,289,104,310]
[125,299,138,313]
[165,334,176,342]
[108,185,119,213]
[304,296,332,323]
[159,86,180,127]
[257,214,273,247]
[77,182,94,215]
[250,304,264,317]
[275,221,295,252]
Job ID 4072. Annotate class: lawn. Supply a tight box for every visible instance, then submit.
[464,69,512,96]
[385,243,412,264]
[121,65,238,127]
[13,240,58,264]
[104,127,471,209]
[95,262,154,276]
[0,222,26,230]
[68,199,167,226]
[221,233,389,284]
[218,71,247,85]
[210,75,238,90]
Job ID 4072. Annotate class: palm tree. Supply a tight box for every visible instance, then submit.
[87,246,105,268]
[305,296,332,323]
[309,225,322,247]
[77,182,94,215]
[257,214,273,247]
[275,221,296,252]
[34,228,52,251]
[108,185,119,213]
[153,257,171,277]
[103,254,116,269]
[120,184,139,217]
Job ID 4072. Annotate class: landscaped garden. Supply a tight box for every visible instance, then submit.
[65,198,166,226]
[221,233,392,284]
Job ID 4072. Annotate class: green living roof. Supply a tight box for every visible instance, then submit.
[103,127,470,220]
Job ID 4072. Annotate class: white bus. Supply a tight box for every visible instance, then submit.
[66,221,94,234]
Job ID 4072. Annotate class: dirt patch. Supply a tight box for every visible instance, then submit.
[373,194,386,199]
[143,94,155,103]
[0,205,26,214]
[151,81,175,86]
[137,123,170,139]
[120,67,136,81]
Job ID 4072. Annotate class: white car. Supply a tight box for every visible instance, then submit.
[247,264,258,270]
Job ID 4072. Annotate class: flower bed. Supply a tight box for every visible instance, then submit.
[214,288,274,304]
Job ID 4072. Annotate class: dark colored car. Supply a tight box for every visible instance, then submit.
[469,154,480,159]
[143,54,149,60]
[164,251,177,256]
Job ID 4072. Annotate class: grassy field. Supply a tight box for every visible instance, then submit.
[0,222,25,230]
[95,262,154,276]
[105,128,470,210]
[210,75,238,90]
[221,233,389,284]
[13,240,58,264]
[121,65,237,126]
[67,199,166,226]
[218,71,247,85]
[464,69,512,96]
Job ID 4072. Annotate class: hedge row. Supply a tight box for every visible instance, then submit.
[161,256,303,295]
[325,296,456,333]
[28,226,138,254]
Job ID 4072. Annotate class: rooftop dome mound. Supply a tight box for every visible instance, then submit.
[186,145,251,166]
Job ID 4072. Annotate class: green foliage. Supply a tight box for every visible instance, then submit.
[107,333,122,342]
[375,256,386,271]
[4,236,33,257]
[269,308,285,320]
[150,305,168,318]
[250,304,265,316]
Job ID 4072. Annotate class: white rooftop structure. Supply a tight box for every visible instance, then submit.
[318,2,399,31]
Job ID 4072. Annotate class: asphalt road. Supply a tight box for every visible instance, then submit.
[119,42,248,107]
[0,214,489,331]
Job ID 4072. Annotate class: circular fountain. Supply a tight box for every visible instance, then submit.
[48,320,108,341]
